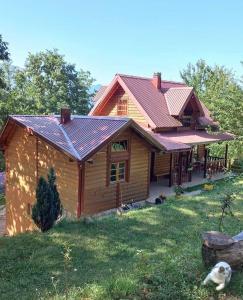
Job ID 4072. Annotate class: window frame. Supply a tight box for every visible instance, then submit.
[111,140,128,152]
[117,98,128,116]
[110,161,126,183]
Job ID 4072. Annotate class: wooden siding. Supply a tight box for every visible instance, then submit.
[83,128,150,214]
[38,139,78,216]
[5,126,78,235]
[5,126,37,235]
[100,87,148,126]
[154,152,171,175]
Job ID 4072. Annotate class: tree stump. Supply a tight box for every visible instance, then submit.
[202,231,243,270]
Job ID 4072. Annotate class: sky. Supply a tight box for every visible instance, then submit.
[0,0,242,85]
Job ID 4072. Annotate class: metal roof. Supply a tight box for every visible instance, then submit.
[158,130,234,146]
[3,115,166,161]
[164,87,193,116]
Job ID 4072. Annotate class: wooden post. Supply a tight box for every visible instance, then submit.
[203,148,208,178]
[189,150,192,182]
[169,153,173,187]
[225,143,228,169]
[178,153,182,185]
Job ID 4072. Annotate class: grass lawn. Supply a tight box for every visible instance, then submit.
[0,176,242,300]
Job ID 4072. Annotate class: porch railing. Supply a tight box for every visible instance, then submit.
[207,155,226,174]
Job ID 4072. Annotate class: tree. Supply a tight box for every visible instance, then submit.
[180,59,243,159]
[32,176,55,232]
[13,49,94,115]
[47,167,62,220]
[0,34,10,88]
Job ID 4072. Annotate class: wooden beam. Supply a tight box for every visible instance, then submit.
[225,143,228,169]
[178,153,182,185]
[203,148,208,178]
[77,162,85,218]
[169,153,173,187]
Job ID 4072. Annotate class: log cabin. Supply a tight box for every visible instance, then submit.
[90,72,234,186]
[0,72,234,235]
[0,113,164,235]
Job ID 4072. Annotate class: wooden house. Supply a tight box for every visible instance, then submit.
[90,72,234,186]
[0,72,234,235]
[0,112,163,235]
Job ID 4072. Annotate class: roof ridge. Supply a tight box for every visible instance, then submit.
[11,114,56,118]
[117,74,151,80]
[117,74,187,85]
[72,115,131,121]
[165,86,193,91]
[48,117,81,160]
[57,122,81,160]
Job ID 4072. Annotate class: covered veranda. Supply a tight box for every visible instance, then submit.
[149,129,234,187]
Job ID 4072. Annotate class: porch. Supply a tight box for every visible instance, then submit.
[147,172,228,202]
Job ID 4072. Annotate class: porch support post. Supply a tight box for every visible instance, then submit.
[178,152,182,185]
[189,150,192,182]
[169,153,173,187]
[224,143,228,169]
[203,148,208,178]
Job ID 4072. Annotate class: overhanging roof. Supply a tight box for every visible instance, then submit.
[158,130,235,146]
[0,115,165,161]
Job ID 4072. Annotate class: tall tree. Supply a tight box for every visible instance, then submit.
[0,34,10,88]
[13,49,94,115]
[180,60,243,159]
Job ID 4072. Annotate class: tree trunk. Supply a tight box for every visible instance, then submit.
[202,231,243,270]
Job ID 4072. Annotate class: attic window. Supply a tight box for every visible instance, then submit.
[111,140,128,152]
[117,98,127,116]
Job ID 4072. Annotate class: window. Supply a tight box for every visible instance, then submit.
[111,140,128,152]
[117,98,127,115]
[181,116,192,127]
[110,161,126,183]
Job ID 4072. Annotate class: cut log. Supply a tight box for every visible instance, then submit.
[202,231,243,270]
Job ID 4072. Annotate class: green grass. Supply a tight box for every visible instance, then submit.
[0,176,243,300]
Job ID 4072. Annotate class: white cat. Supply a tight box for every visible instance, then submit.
[202,261,232,291]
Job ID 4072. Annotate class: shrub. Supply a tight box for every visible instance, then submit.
[32,168,62,232]
[32,177,55,232]
[48,167,62,219]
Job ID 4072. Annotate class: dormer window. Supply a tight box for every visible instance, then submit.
[117,98,127,116]
[181,116,192,127]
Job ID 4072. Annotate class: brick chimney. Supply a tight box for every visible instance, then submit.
[152,72,161,90]
[60,108,71,124]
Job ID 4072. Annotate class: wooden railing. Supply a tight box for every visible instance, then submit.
[207,155,226,174]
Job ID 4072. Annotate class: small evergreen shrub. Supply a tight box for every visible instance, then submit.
[32,168,62,232]
[48,167,62,219]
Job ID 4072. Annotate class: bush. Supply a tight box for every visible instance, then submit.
[48,167,62,219]
[32,168,62,232]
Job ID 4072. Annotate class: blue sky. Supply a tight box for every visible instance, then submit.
[1,0,242,85]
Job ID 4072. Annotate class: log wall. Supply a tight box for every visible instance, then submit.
[154,152,171,175]
[83,128,150,214]
[5,125,78,235]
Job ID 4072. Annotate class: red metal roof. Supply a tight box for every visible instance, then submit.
[164,87,193,116]
[3,115,166,161]
[148,131,191,151]
[158,130,234,146]
[89,74,208,128]
[93,86,107,103]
